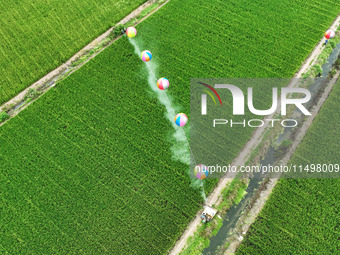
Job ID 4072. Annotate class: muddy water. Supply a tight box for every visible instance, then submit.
[203,42,340,255]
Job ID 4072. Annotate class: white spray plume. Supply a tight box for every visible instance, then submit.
[128,37,206,202]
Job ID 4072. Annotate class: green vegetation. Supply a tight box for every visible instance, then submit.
[274,139,293,158]
[0,0,339,254]
[236,80,340,254]
[181,178,248,255]
[70,2,165,69]
[0,40,202,254]
[0,111,9,122]
[303,28,340,78]
[335,57,340,70]
[217,178,248,212]
[136,0,340,114]
[23,88,40,102]
[237,179,339,254]
[0,0,147,105]
[133,0,340,187]
[288,86,340,170]
[110,24,126,39]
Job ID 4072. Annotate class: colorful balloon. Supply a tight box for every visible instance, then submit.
[126,27,137,38]
[174,113,188,127]
[324,30,335,39]
[157,78,169,90]
[194,164,209,179]
[141,50,152,62]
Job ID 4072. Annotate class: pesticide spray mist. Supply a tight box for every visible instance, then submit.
[128,37,206,202]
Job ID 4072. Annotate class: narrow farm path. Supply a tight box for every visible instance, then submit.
[168,15,340,255]
[0,0,170,118]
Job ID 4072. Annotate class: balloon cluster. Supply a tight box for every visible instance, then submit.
[126,27,188,127]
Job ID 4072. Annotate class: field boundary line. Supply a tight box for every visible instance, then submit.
[0,0,170,123]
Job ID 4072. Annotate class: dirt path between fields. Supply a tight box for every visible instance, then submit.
[223,70,340,254]
[168,15,340,255]
[0,0,170,118]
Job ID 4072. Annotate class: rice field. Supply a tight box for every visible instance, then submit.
[0,0,147,105]
[0,0,339,253]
